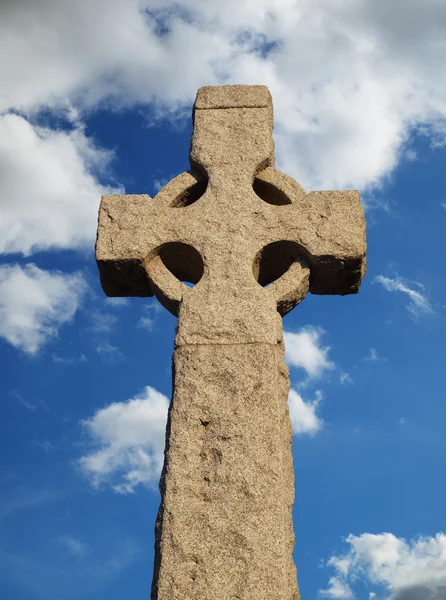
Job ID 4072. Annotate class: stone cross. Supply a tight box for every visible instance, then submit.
[96,85,366,600]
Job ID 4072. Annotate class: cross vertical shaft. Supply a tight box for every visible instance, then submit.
[96,85,367,600]
[151,87,306,599]
[153,327,304,599]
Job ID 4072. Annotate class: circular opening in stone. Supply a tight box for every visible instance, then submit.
[158,242,204,286]
[170,175,208,208]
[253,241,308,287]
[253,178,292,206]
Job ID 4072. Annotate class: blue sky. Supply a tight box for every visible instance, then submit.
[1,1,446,599]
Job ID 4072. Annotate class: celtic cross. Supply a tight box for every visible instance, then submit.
[96,85,366,600]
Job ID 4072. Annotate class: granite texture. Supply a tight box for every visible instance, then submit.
[95,84,367,600]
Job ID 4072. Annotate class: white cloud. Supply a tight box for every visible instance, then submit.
[0,263,86,354]
[374,275,433,318]
[58,536,88,558]
[2,0,446,196]
[137,315,155,332]
[364,347,387,363]
[366,348,379,362]
[34,439,55,453]
[153,176,171,192]
[320,532,446,600]
[320,577,353,599]
[0,114,121,256]
[136,302,162,332]
[9,390,37,412]
[340,373,353,385]
[105,297,129,308]
[89,311,118,334]
[95,341,123,364]
[284,326,335,379]
[52,353,87,365]
[288,389,323,436]
[78,386,169,494]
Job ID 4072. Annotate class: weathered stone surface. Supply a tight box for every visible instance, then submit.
[153,340,300,600]
[95,84,367,600]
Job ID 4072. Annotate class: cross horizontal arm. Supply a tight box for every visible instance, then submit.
[96,170,203,297]
[96,194,155,296]
[254,167,367,295]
